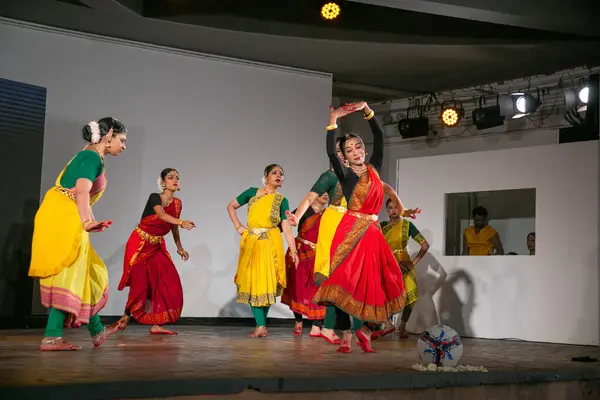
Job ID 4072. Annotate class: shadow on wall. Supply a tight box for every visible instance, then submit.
[437,269,476,338]
[0,198,38,317]
[405,228,447,333]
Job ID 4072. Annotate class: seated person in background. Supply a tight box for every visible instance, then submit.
[462,206,504,256]
[527,232,535,255]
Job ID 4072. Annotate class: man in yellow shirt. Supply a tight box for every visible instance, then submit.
[462,206,504,256]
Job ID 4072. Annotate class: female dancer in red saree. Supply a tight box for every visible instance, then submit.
[282,193,329,337]
[113,168,196,335]
[313,101,419,353]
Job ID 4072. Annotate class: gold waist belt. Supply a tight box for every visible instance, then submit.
[347,210,378,221]
[55,186,75,201]
[327,205,347,213]
[297,236,316,249]
[135,226,163,244]
[247,227,276,240]
[393,249,409,255]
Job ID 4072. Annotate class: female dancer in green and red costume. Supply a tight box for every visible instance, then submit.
[312,101,420,353]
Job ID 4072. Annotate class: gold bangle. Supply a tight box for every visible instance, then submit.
[82,220,93,227]
[364,110,375,120]
[325,124,338,131]
[178,220,183,226]
[235,224,242,230]
[177,249,185,256]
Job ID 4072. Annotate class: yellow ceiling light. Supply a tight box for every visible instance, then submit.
[440,100,464,127]
[441,108,459,126]
[321,3,340,20]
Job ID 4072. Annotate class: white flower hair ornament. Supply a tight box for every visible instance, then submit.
[261,176,267,186]
[157,177,165,193]
[88,121,101,144]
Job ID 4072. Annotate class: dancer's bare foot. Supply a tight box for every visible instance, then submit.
[112,314,130,331]
[40,337,82,351]
[250,326,268,338]
[309,325,322,337]
[356,326,376,353]
[150,325,177,335]
[293,321,302,336]
[397,323,409,339]
[320,328,341,344]
[92,324,120,348]
[336,330,353,353]
[372,320,396,341]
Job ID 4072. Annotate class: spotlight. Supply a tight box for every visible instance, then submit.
[321,2,340,20]
[579,86,589,104]
[499,91,540,119]
[472,105,505,130]
[440,100,464,127]
[565,85,589,113]
[398,117,429,139]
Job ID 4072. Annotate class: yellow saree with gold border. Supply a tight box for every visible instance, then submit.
[29,156,109,327]
[383,219,425,306]
[235,191,287,307]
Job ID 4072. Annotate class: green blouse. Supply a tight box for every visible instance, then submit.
[60,150,103,188]
[310,170,344,206]
[236,187,289,220]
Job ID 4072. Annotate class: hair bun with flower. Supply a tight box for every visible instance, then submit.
[157,177,164,193]
[88,121,101,144]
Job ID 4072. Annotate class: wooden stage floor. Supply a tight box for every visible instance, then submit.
[0,325,599,399]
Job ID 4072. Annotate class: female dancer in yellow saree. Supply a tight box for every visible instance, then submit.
[29,117,127,351]
[227,164,299,338]
[373,198,430,340]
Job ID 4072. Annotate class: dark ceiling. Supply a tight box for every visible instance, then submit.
[1,0,599,101]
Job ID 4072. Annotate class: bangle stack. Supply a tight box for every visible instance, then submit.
[325,124,338,131]
[364,110,375,120]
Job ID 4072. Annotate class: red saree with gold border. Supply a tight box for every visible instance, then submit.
[312,166,406,323]
[118,198,183,325]
[281,211,326,320]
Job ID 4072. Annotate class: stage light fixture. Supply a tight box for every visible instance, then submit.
[499,91,540,119]
[579,86,589,104]
[472,105,505,130]
[398,117,430,139]
[321,2,340,20]
[440,100,464,127]
[565,84,590,113]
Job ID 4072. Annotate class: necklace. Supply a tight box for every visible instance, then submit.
[160,193,174,207]
[350,164,367,175]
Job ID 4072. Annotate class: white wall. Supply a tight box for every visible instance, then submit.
[397,142,599,345]
[0,19,333,318]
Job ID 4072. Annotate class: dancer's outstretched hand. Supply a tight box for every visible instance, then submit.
[402,208,422,219]
[179,250,190,261]
[180,220,196,230]
[353,101,368,111]
[330,105,353,120]
[85,220,112,232]
[285,211,298,226]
